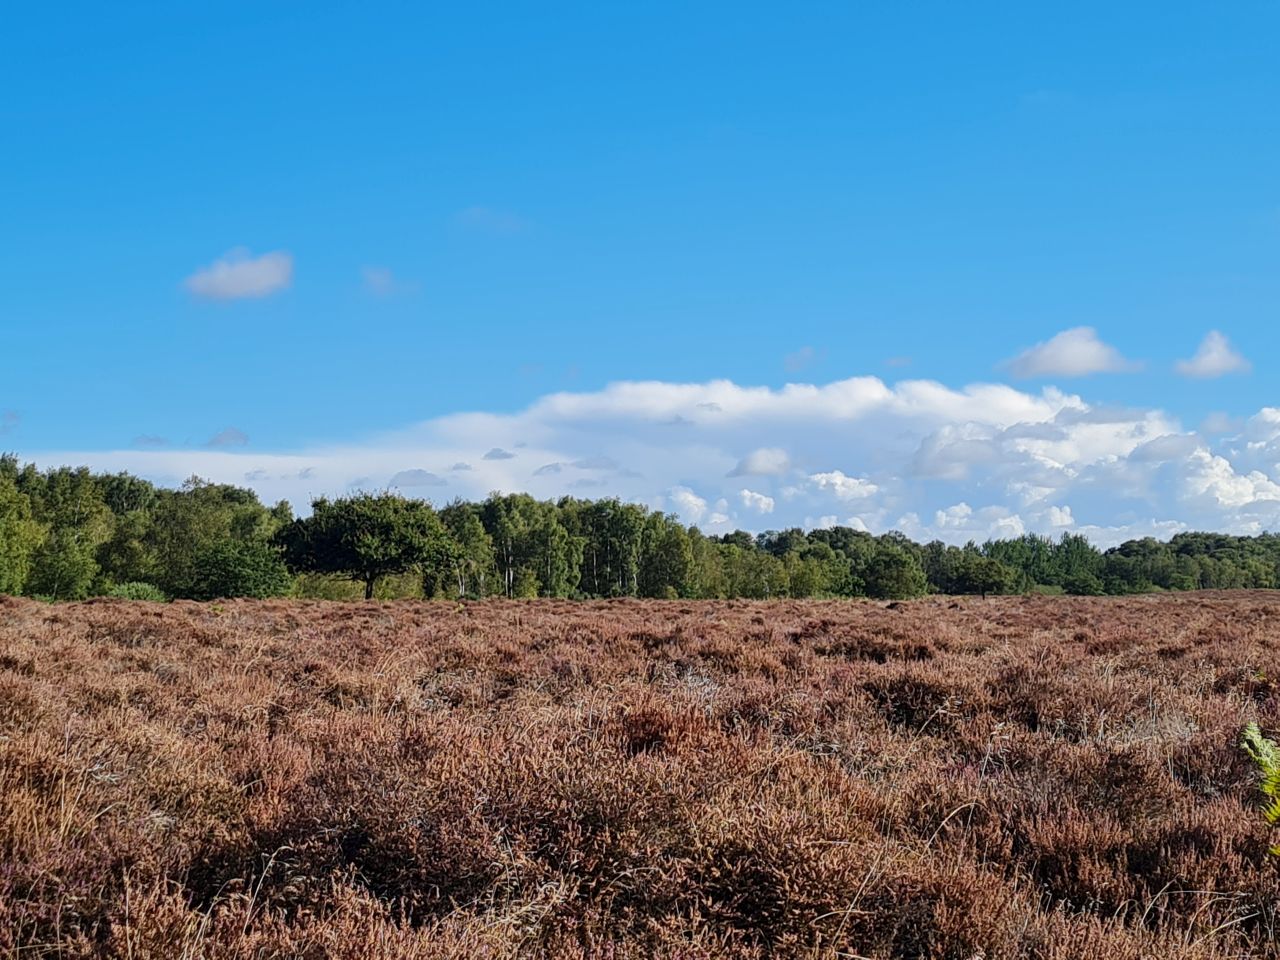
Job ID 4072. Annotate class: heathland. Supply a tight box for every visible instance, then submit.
[2,593,1279,958]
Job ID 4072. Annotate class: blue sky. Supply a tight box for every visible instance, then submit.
[3,2,1279,544]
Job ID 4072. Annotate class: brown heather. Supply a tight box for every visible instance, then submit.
[2,593,1280,958]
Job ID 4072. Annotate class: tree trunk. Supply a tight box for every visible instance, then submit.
[365,577,375,600]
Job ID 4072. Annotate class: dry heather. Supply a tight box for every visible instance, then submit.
[2,594,1280,958]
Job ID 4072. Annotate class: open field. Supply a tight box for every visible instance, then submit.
[2,594,1280,958]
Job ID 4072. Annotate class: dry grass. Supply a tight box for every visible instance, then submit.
[2,592,1280,958]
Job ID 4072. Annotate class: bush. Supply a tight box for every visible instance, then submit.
[1063,572,1106,596]
[105,581,167,602]
[188,539,293,600]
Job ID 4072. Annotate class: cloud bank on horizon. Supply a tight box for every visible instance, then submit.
[19,355,1280,549]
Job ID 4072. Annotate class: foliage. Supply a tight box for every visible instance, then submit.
[0,472,45,595]
[862,543,928,599]
[105,581,167,601]
[957,554,1015,598]
[7,455,1280,602]
[275,493,452,599]
[188,539,293,600]
[1242,721,1280,855]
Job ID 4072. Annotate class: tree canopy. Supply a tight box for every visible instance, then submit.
[275,493,453,599]
[5,456,1280,603]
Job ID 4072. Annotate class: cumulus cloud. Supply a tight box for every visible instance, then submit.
[739,489,775,514]
[668,487,708,524]
[389,469,446,488]
[1006,327,1138,378]
[809,470,878,501]
[1176,331,1250,378]
[185,249,293,300]
[23,371,1280,548]
[728,448,791,477]
[1044,505,1074,527]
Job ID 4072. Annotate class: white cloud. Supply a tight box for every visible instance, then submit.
[668,487,708,524]
[1182,449,1280,509]
[1176,331,1250,378]
[934,503,974,528]
[1044,505,1074,527]
[1006,327,1137,378]
[21,371,1280,549]
[739,489,775,514]
[185,249,293,300]
[728,447,791,477]
[809,470,878,501]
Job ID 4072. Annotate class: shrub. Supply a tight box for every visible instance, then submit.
[1063,571,1106,596]
[105,581,167,602]
[188,539,293,600]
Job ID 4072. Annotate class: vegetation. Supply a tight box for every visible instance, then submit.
[275,494,452,599]
[7,456,1280,602]
[2,593,1279,957]
[1242,721,1280,855]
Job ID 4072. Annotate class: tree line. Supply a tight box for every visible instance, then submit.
[3,455,1280,602]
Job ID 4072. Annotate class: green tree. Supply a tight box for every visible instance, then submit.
[438,502,498,597]
[276,493,452,599]
[957,554,1014,598]
[638,513,694,598]
[146,477,281,598]
[0,474,44,594]
[189,539,293,600]
[863,542,928,600]
[24,467,113,600]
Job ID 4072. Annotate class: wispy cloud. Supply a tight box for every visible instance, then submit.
[389,469,446,487]
[1006,327,1138,379]
[1176,331,1250,379]
[185,248,293,300]
[206,427,249,448]
[783,346,820,373]
[0,410,18,436]
[361,266,416,297]
[457,206,529,236]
